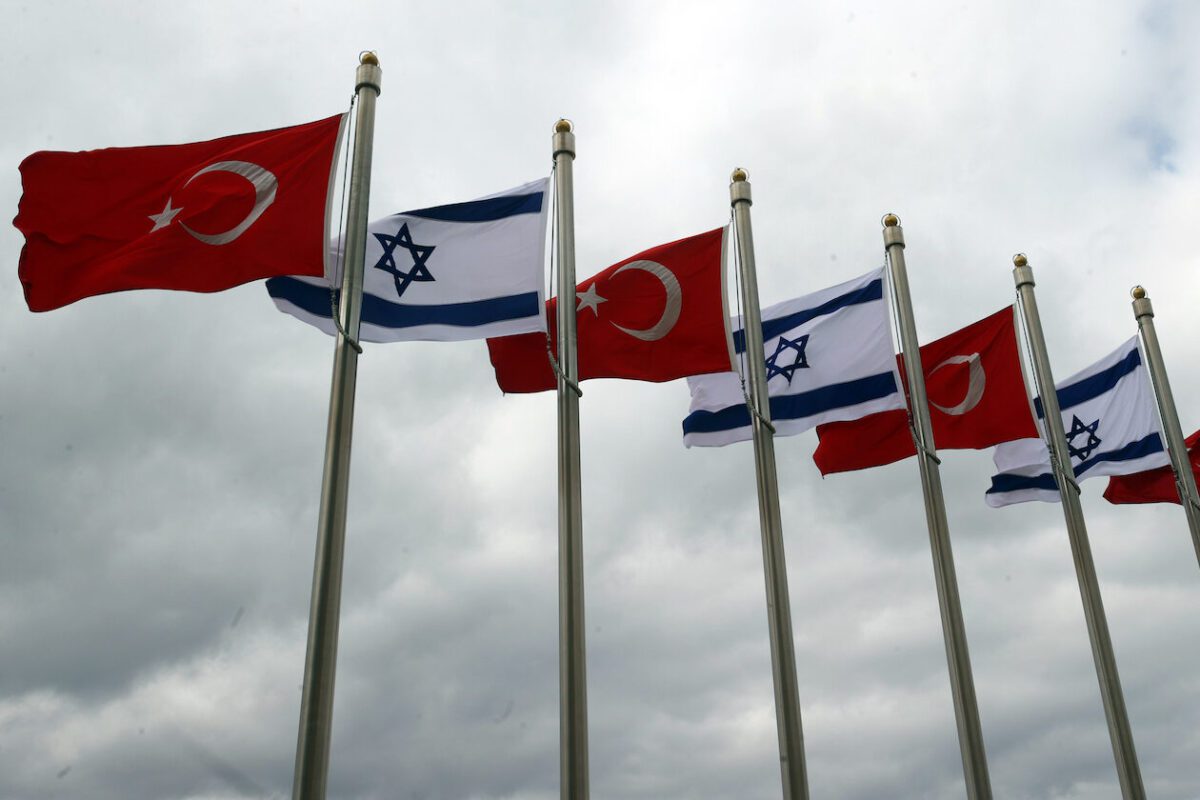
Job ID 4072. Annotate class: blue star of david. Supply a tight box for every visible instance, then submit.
[1066,415,1102,461]
[372,223,436,298]
[764,334,810,385]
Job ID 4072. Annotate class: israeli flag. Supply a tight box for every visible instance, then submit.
[985,337,1168,507]
[267,178,548,342]
[682,267,905,447]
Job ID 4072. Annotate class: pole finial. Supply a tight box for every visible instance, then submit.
[882,213,900,227]
[554,118,573,134]
[1131,285,1146,300]
[1013,253,1028,267]
[731,167,748,182]
[359,51,379,66]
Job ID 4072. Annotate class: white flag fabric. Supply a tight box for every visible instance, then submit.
[267,178,549,342]
[681,267,905,447]
[985,337,1168,506]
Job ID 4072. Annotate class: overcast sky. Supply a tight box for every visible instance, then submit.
[3,2,1200,799]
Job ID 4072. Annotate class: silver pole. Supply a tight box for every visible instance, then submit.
[1130,285,1200,566]
[292,52,382,800]
[882,215,992,799]
[553,119,589,800]
[1011,254,1145,799]
[729,169,810,800]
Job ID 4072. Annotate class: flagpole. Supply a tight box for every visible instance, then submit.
[553,119,589,800]
[881,215,993,799]
[1129,285,1200,565]
[1011,254,1146,800]
[292,52,382,800]
[729,169,810,800]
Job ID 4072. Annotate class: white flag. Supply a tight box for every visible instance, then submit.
[267,179,549,342]
[985,337,1168,506]
[681,267,904,447]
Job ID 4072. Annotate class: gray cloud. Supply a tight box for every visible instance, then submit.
[2,1,1200,798]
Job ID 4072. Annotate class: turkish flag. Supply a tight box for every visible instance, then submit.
[15,114,345,311]
[487,227,733,392]
[1104,430,1200,505]
[813,305,1038,474]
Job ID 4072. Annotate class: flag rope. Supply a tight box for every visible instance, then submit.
[543,160,581,396]
[328,95,362,353]
[729,209,775,433]
[1133,333,1198,510]
[546,159,557,331]
[883,249,937,462]
[1014,289,1080,495]
[730,208,747,392]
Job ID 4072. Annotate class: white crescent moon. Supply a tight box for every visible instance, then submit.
[928,353,986,416]
[609,259,681,341]
[179,160,278,246]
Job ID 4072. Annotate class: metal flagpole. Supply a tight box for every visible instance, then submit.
[292,52,382,800]
[881,215,993,799]
[1130,285,1200,566]
[729,169,810,800]
[1010,254,1146,800]
[553,119,589,800]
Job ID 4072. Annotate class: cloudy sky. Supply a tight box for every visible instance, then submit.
[4,1,1200,798]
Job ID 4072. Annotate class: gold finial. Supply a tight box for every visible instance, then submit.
[731,168,748,182]
[359,51,379,66]
[1131,285,1146,300]
[882,213,900,227]
[1013,253,1028,267]
[554,119,573,133]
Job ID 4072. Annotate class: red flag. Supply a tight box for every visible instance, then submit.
[813,306,1038,474]
[1104,430,1200,505]
[15,114,345,311]
[487,227,733,392]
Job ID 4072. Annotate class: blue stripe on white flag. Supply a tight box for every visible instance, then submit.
[732,278,884,354]
[267,276,541,330]
[682,267,902,448]
[682,371,897,435]
[1073,431,1164,476]
[268,177,548,343]
[986,432,1166,500]
[1032,346,1141,418]
[986,335,1168,507]
[405,191,544,223]
[986,471,1060,495]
